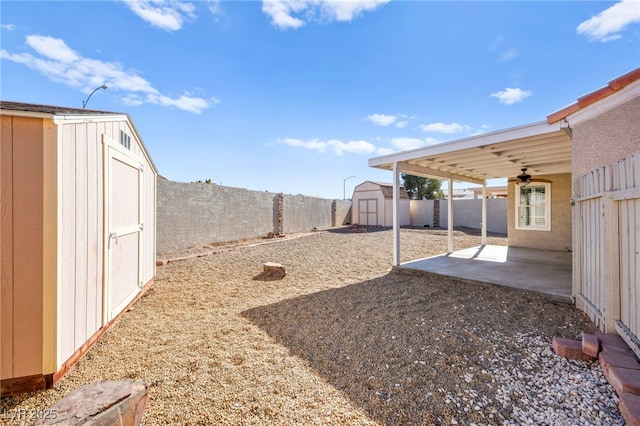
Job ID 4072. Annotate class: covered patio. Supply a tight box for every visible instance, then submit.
[397,245,572,301]
[369,120,573,298]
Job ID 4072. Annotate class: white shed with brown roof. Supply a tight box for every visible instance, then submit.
[0,101,157,396]
[351,181,410,227]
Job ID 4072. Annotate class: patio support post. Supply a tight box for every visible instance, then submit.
[481,181,487,246]
[392,162,401,266]
[448,178,453,253]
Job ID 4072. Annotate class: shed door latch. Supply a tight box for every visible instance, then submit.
[108,232,118,248]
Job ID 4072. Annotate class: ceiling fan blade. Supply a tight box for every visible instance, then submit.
[530,178,552,183]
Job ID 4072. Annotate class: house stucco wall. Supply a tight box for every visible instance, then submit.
[572,95,640,189]
[508,173,572,251]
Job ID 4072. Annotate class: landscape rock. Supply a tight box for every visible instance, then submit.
[262,262,286,280]
[35,379,148,425]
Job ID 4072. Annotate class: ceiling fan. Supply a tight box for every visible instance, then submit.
[508,168,552,185]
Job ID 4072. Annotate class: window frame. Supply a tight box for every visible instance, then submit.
[515,182,551,231]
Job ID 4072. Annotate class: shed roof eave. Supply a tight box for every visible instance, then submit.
[369,120,562,168]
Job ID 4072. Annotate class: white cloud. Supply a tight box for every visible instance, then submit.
[419,122,471,134]
[1,35,212,114]
[208,0,222,15]
[499,48,518,62]
[122,0,196,31]
[366,114,411,128]
[1,24,16,31]
[490,87,533,105]
[321,0,391,22]
[262,0,306,29]
[328,139,376,155]
[390,137,426,151]
[262,0,389,29]
[375,147,396,156]
[26,34,79,62]
[577,0,640,42]
[366,113,397,126]
[279,137,377,155]
[280,138,327,152]
[470,124,491,136]
[390,137,440,151]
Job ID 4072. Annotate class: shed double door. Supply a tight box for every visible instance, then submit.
[104,144,144,323]
[359,199,378,226]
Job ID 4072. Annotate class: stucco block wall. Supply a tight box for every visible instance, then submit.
[439,199,507,234]
[283,195,333,233]
[410,200,435,228]
[508,173,572,251]
[572,96,640,187]
[334,200,352,225]
[157,180,276,253]
[157,181,348,253]
[413,199,507,234]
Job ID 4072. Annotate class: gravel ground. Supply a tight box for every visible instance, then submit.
[1,227,623,425]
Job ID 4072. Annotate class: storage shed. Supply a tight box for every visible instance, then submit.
[1,101,157,396]
[351,181,410,227]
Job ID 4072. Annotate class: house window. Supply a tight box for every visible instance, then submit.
[516,183,550,231]
[120,130,131,150]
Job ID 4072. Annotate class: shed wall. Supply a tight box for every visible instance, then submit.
[351,183,387,226]
[507,173,572,251]
[57,119,156,369]
[0,115,45,380]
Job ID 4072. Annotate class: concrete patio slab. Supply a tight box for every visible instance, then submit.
[396,245,572,301]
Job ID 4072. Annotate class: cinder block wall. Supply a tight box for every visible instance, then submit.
[157,180,275,253]
[411,199,507,234]
[283,194,333,233]
[333,200,352,225]
[409,200,435,227]
[157,180,351,254]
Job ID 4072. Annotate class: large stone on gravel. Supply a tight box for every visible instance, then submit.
[35,379,148,425]
[582,333,600,358]
[597,332,630,351]
[263,262,286,279]
[552,337,596,361]
[608,367,640,396]
[619,393,640,426]
[600,351,640,381]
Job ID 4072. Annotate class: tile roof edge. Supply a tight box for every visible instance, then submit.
[547,67,640,124]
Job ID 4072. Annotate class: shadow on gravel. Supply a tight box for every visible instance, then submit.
[241,272,595,425]
[326,225,391,234]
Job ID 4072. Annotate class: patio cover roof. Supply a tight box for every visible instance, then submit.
[368,120,572,184]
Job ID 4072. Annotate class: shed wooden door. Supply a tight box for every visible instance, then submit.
[359,199,377,226]
[104,146,144,323]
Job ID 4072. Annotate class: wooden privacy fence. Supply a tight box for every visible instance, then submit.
[574,153,640,350]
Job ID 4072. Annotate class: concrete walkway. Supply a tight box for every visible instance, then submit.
[396,245,572,301]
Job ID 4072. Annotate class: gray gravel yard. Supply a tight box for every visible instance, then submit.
[1,228,622,425]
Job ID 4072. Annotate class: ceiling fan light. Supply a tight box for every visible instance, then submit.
[517,168,532,183]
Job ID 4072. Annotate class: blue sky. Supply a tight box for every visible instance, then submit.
[1,1,639,199]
